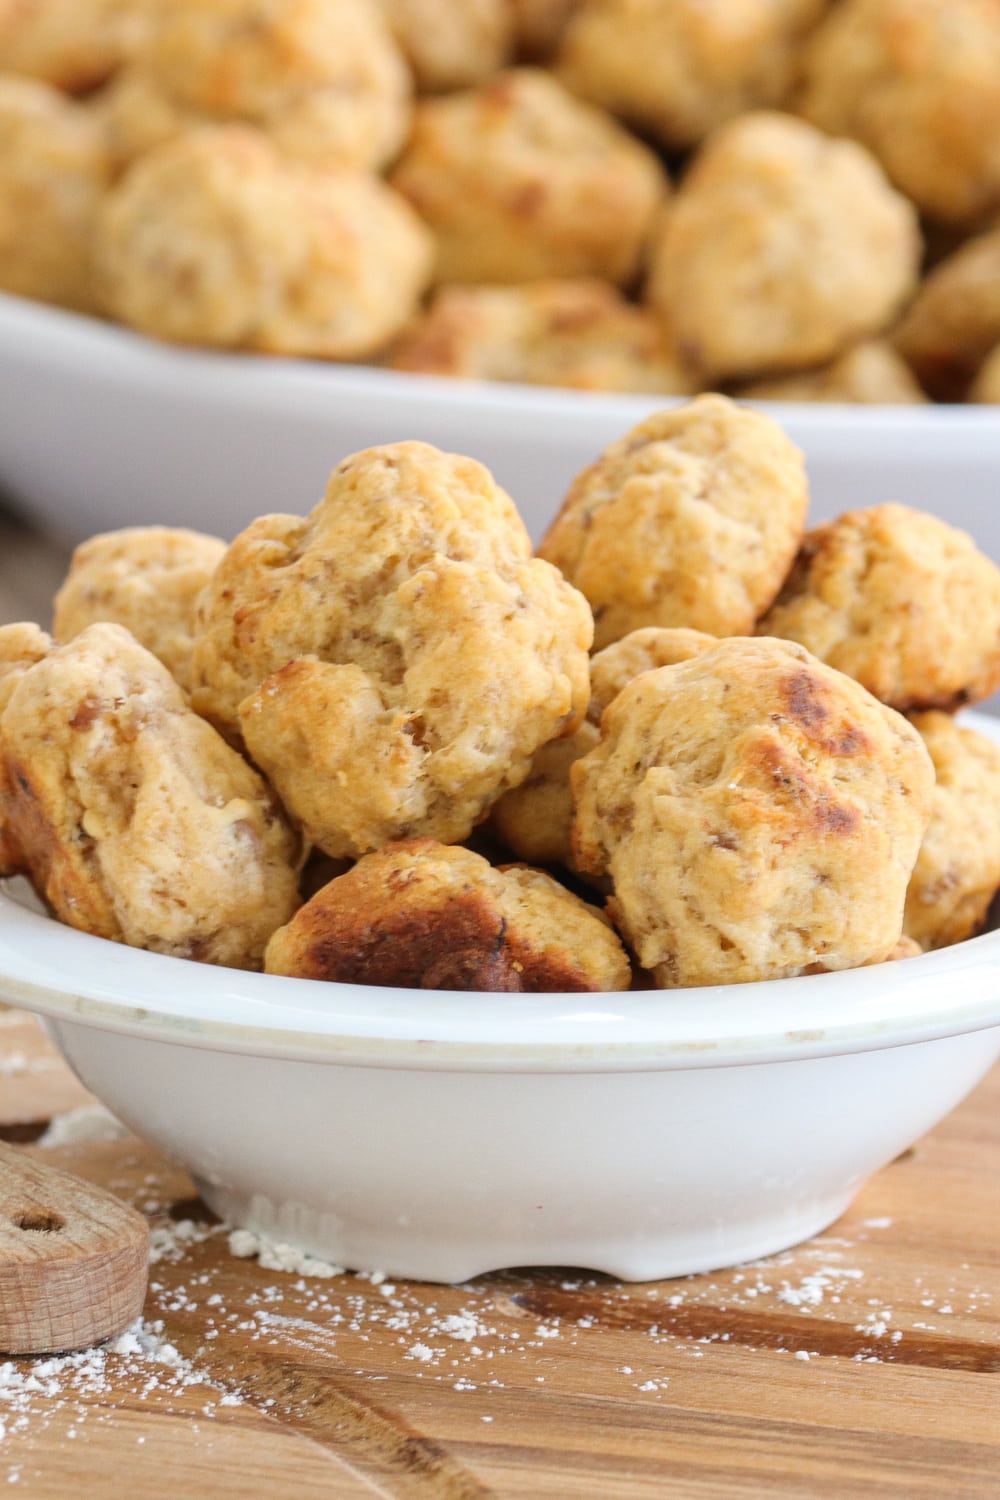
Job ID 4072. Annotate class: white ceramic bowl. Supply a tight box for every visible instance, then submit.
[3,703,1000,1284]
[4,292,1000,1280]
[4,290,1000,552]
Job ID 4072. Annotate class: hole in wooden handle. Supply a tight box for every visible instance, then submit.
[13,1210,66,1233]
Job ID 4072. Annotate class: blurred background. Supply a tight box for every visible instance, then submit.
[3,0,1000,679]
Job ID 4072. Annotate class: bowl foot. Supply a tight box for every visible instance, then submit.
[196,1179,858,1285]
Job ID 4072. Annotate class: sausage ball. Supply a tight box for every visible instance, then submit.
[189,441,593,859]
[389,278,696,395]
[490,626,715,867]
[537,394,808,649]
[376,0,513,92]
[759,503,1000,712]
[98,0,411,174]
[798,0,1000,227]
[556,0,827,150]
[0,0,152,94]
[0,74,111,311]
[646,111,920,382]
[265,838,631,991]
[93,126,432,358]
[52,525,227,695]
[0,623,300,968]
[903,711,1000,951]
[390,68,668,286]
[572,636,934,986]
[893,228,1000,401]
[738,340,927,404]
[0,621,52,876]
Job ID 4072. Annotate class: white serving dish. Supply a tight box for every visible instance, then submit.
[2,701,1000,1284]
[3,290,1000,552]
[3,293,1000,1281]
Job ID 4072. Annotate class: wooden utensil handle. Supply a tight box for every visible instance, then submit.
[0,1141,149,1355]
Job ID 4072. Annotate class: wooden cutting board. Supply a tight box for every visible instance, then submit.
[1,1007,998,1498]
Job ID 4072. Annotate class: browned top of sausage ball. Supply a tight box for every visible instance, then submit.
[571,636,933,986]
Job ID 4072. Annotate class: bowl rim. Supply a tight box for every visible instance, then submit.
[4,287,1000,433]
[2,869,999,1072]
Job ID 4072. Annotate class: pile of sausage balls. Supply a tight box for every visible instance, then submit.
[3,393,1000,992]
[3,0,1000,403]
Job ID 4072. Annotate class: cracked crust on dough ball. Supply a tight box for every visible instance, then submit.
[389,68,668,287]
[537,394,808,649]
[571,635,933,986]
[190,440,592,859]
[646,111,920,382]
[93,126,432,358]
[265,838,631,991]
[903,711,1000,951]
[0,623,300,968]
[758,503,1000,712]
[97,0,411,174]
[52,526,226,695]
[0,75,111,312]
[388,278,696,395]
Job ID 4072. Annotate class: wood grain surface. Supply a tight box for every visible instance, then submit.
[0,1008,997,1497]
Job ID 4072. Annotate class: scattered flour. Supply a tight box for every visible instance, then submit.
[37,1105,129,1148]
[777,1266,865,1308]
[0,1319,242,1451]
[227,1228,345,1278]
[149,1218,225,1265]
[432,1313,482,1342]
[854,1313,892,1339]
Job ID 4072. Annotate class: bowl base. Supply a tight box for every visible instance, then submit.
[196,1179,857,1285]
